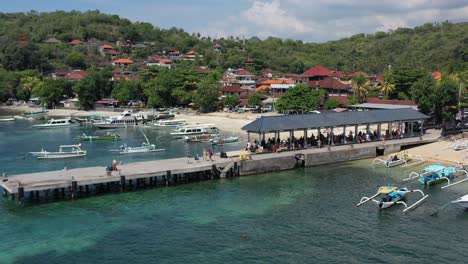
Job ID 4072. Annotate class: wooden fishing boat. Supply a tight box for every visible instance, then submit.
[372,151,424,168]
[356,185,428,212]
[110,128,165,154]
[77,132,121,142]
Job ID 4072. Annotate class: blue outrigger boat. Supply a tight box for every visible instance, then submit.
[405,164,468,188]
[356,185,428,212]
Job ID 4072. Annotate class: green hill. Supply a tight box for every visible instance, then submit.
[0,10,466,74]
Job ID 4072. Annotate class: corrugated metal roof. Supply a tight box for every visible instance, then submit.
[242,108,429,132]
[350,103,417,110]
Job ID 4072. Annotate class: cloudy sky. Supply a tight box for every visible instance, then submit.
[3,0,468,42]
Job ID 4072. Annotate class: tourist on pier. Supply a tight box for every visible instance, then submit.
[202,149,207,161]
[112,160,118,171]
[208,149,213,161]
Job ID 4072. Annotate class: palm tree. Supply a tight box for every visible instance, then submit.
[380,78,395,99]
[352,74,369,103]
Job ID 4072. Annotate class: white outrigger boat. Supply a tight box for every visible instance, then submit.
[0,116,15,122]
[30,144,87,159]
[372,151,424,168]
[356,185,428,212]
[33,117,74,128]
[111,128,165,154]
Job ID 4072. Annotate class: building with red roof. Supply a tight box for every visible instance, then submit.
[221,85,245,97]
[112,58,134,67]
[183,50,203,61]
[70,39,83,45]
[301,65,334,82]
[64,70,88,81]
[223,68,256,89]
[144,57,172,68]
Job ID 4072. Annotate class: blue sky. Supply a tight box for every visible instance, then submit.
[3,0,468,42]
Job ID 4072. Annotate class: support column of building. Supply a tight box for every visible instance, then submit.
[410,122,414,137]
[377,123,382,140]
[420,121,424,136]
[354,125,359,143]
[247,132,250,142]
[388,122,393,139]
[343,125,347,143]
[304,129,308,148]
[317,127,321,147]
[330,127,334,146]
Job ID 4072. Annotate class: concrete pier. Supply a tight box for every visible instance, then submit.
[0,130,439,205]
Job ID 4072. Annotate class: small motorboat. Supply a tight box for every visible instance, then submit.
[33,117,74,128]
[356,185,428,212]
[30,144,87,159]
[372,151,424,168]
[77,132,121,142]
[184,133,221,143]
[451,195,468,209]
[210,136,240,145]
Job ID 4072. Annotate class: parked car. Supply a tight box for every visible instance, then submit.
[261,105,273,112]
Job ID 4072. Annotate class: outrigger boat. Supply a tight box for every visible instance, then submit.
[404,164,468,187]
[29,144,87,159]
[152,119,187,128]
[356,185,428,212]
[372,151,424,168]
[184,133,221,143]
[77,132,121,142]
[0,117,15,122]
[210,136,240,145]
[111,128,165,154]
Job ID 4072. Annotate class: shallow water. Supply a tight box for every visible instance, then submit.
[1,114,468,263]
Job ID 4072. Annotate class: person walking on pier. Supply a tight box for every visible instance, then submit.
[208,149,213,161]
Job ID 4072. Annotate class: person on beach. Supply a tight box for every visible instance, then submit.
[208,149,213,161]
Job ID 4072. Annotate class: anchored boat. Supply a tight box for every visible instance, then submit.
[356,185,428,212]
[33,118,74,128]
[93,110,138,129]
[210,136,240,145]
[0,117,15,122]
[30,144,87,159]
[77,132,121,142]
[404,164,468,187]
[372,151,424,168]
[111,128,165,154]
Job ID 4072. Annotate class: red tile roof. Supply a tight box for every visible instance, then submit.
[262,79,295,85]
[105,49,120,55]
[309,77,350,90]
[328,96,349,106]
[185,50,198,55]
[70,39,83,45]
[301,65,334,77]
[432,71,442,80]
[366,97,416,106]
[113,58,134,64]
[349,71,368,78]
[235,69,253,75]
[159,58,172,64]
[100,45,113,49]
[256,85,271,92]
[64,70,88,80]
[330,70,346,79]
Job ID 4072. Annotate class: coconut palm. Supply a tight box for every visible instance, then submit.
[352,74,369,103]
[380,79,395,99]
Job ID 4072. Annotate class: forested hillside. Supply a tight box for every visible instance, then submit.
[0,10,466,74]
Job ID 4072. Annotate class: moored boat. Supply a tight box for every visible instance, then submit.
[356,185,428,212]
[77,132,121,142]
[0,117,15,122]
[33,118,74,128]
[93,109,138,129]
[210,136,240,145]
[184,133,221,143]
[170,125,220,138]
[451,195,468,209]
[110,128,165,154]
[153,119,187,128]
[30,144,87,159]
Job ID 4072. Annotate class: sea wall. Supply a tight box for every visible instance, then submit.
[239,145,378,176]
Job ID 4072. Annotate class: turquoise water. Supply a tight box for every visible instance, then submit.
[1,113,468,263]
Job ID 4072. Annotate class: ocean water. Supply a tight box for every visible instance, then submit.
[1,113,468,263]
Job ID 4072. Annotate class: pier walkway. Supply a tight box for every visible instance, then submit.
[0,130,440,205]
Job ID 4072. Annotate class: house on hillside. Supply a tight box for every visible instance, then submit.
[64,70,88,81]
[183,50,203,61]
[70,39,83,45]
[144,57,172,68]
[44,37,61,44]
[112,58,134,67]
[300,65,334,82]
[221,85,245,97]
[165,48,182,61]
[222,68,256,89]
[99,44,114,56]
[256,79,296,94]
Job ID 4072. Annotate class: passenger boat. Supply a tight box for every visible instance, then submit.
[111,128,165,154]
[93,110,138,129]
[210,136,240,145]
[372,151,424,168]
[77,132,121,142]
[184,133,221,143]
[33,118,74,128]
[152,119,187,128]
[170,125,220,138]
[356,185,428,212]
[30,144,87,159]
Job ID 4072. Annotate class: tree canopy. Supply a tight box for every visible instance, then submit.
[275,84,324,112]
